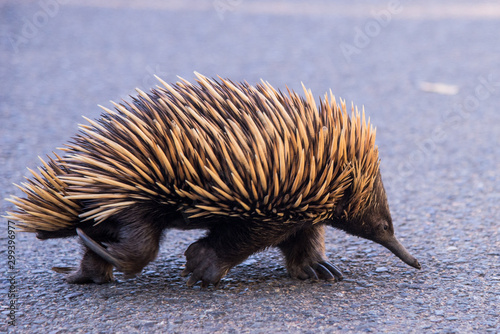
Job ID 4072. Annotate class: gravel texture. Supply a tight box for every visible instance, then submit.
[1,0,499,333]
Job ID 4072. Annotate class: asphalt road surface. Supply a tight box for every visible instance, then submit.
[1,0,499,333]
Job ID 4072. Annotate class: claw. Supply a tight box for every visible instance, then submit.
[291,260,344,282]
[52,266,76,274]
[319,261,343,281]
[303,265,319,281]
[76,228,122,269]
[181,268,190,277]
[187,273,201,287]
[312,263,335,281]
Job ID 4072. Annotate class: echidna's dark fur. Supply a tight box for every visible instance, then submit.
[6,73,420,286]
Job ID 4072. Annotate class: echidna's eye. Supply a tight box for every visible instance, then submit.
[383,225,388,231]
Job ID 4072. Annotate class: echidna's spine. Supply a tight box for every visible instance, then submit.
[5,154,80,232]
[61,73,379,226]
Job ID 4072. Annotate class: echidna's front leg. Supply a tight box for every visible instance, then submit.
[278,224,343,282]
[181,238,231,287]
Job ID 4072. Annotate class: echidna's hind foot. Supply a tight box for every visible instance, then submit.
[278,224,343,282]
[54,248,114,284]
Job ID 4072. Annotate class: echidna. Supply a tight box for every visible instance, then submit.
[5,73,420,286]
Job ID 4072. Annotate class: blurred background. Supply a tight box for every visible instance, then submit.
[1,0,499,332]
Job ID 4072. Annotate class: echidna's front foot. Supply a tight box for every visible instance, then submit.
[288,260,343,282]
[181,240,230,287]
[279,224,343,282]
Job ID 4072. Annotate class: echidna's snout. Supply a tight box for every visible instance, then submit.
[379,235,421,270]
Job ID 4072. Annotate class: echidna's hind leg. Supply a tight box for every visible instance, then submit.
[278,224,343,282]
[77,219,162,279]
[54,247,114,284]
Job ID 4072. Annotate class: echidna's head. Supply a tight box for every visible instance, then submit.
[329,170,421,270]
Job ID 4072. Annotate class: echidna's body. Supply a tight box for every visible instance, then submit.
[6,73,420,286]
